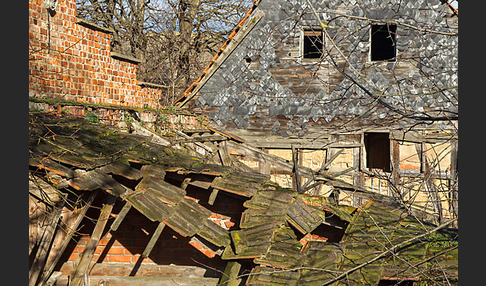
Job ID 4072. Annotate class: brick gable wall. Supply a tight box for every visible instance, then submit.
[29,0,162,109]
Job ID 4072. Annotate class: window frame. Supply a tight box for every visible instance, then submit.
[369,23,397,62]
[363,132,392,172]
[300,26,324,61]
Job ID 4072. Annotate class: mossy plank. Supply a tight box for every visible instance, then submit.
[125,191,173,221]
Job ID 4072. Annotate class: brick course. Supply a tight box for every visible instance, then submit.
[29,0,162,110]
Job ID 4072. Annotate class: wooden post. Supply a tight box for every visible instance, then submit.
[208,188,220,205]
[218,261,242,286]
[218,140,232,167]
[38,192,96,286]
[142,222,166,258]
[70,194,116,286]
[389,140,400,198]
[29,201,64,286]
[292,145,302,193]
[449,139,458,221]
[109,202,132,232]
[258,148,271,175]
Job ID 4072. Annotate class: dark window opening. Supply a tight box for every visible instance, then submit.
[364,132,391,172]
[371,24,397,61]
[303,29,323,59]
[378,279,415,286]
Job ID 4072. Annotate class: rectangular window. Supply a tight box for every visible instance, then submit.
[302,28,323,59]
[370,24,397,62]
[364,132,391,171]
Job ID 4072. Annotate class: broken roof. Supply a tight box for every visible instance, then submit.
[29,112,457,285]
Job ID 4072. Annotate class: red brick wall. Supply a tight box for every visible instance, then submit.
[58,190,246,274]
[29,0,162,109]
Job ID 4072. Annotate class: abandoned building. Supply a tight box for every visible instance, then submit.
[29,0,458,285]
[174,0,458,225]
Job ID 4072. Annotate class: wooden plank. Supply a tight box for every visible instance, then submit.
[98,161,143,180]
[217,140,232,167]
[125,191,173,222]
[197,220,231,247]
[227,141,315,178]
[172,135,227,144]
[208,127,245,143]
[163,198,211,237]
[218,261,242,286]
[142,222,166,258]
[286,198,323,234]
[110,202,132,232]
[29,201,64,286]
[29,156,75,178]
[208,188,219,206]
[38,192,96,286]
[70,195,117,286]
[291,145,303,193]
[135,175,185,205]
[390,130,457,143]
[68,169,127,197]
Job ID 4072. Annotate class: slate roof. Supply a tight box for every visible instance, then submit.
[29,112,457,285]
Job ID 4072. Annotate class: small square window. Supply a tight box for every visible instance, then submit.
[370,24,397,62]
[302,28,323,59]
[364,132,391,171]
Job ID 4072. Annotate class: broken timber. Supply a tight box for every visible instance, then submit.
[70,194,116,286]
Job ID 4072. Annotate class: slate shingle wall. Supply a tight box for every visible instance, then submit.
[195,0,458,133]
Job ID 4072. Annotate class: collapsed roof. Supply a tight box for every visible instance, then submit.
[29,112,457,285]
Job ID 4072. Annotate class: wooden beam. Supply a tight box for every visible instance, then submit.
[142,222,166,258]
[389,140,400,198]
[258,148,271,175]
[29,201,64,286]
[218,261,242,286]
[173,135,227,144]
[70,195,117,286]
[292,145,303,193]
[109,202,132,232]
[218,140,232,167]
[319,148,344,171]
[227,141,315,178]
[38,192,96,286]
[208,188,219,206]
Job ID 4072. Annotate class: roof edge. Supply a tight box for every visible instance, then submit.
[173,2,263,108]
